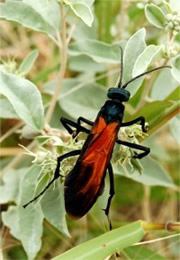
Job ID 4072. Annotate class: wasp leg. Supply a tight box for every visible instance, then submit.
[77,116,94,126]
[61,117,90,138]
[121,116,147,132]
[103,163,115,230]
[76,117,94,138]
[23,150,81,208]
[116,140,150,159]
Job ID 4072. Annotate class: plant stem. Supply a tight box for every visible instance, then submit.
[134,233,180,246]
[143,221,180,232]
[49,34,62,48]
[0,140,36,177]
[142,185,151,221]
[0,147,24,156]
[45,3,68,124]
[59,68,120,99]
[66,24,76,45]
[0,121,23,143]
[166,221,180,232]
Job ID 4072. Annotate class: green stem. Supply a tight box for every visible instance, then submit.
[143,222,165,231]
[143,221,180,232]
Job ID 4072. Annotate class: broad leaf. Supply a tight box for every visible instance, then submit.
[129,45,162,96]
[69,55,105,72]
[134,156,174,187]
[68,39,121,63]
[34,171,50,197]
[165,86,180,101]
[0,70,44,130]
[50,102,73,129]
[122,28,146,96]
[133,45,162,76]
[171,54,180,83]
[18,165,43,259]
[169,115,180,144]
[44,78,106,120]
[0,1,54,35]
[18,49,39,76]
[2,206,21,242]
[151,69,179,100]
[19,165,41,205]
[17,205,43,260]
[0,168,25,204]
[59,80,106,120]
[0,97,18,118]
[144,135,169,160]
[52,221,145,260]
[145,4,166,29]
[41,181,69,236]
[72,20,97,40]
[114,156,174,188]
[2,165,43,260]
[23,0,60,30]
[68,2,93,27]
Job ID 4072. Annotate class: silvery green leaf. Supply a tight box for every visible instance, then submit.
[0,71,44,130]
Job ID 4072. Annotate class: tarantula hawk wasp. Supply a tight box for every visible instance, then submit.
[23,48,170,229]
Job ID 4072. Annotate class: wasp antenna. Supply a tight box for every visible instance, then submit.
[122,65,171,89]
[118,47,124,88]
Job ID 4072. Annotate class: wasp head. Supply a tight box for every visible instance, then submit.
[107,88,130,102]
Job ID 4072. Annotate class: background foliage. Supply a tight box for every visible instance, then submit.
[0,0,180,259]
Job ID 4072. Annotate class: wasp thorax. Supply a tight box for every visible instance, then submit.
[107,88,130,102]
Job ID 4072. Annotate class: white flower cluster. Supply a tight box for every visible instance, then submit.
[0,59,18,75]
[165,13,180,33]
[112,124,148,173]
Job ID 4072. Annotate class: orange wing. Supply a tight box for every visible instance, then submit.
[64,116,120,219]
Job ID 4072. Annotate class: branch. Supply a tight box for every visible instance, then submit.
[0,140,36,177]
[45,3,68,124]
[0,121,23,143]
[134,233,180,246]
